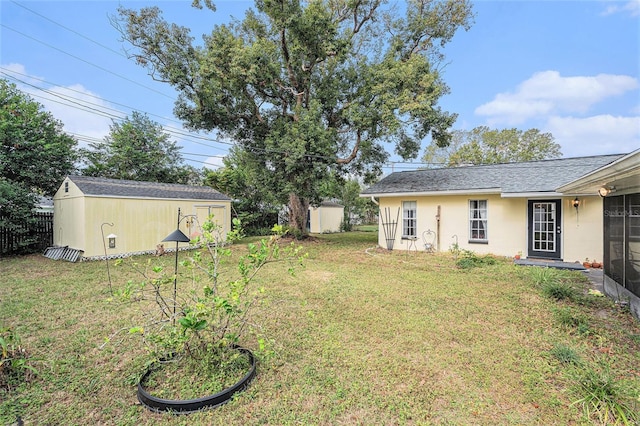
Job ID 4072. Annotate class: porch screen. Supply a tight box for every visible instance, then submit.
[604,194,640,297]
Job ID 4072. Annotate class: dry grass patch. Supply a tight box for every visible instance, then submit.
[1,232,639,425]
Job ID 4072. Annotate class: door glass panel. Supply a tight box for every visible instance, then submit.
[533,202,555,252]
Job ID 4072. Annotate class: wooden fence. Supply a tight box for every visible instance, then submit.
[0,212,54,256]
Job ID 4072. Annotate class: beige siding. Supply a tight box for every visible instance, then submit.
[53,177,231,258]
[309,205,344,233]
[53,178,86,250]
[376,194,603,262]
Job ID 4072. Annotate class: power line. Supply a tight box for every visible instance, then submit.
[9,1,128,60]
[1,23,174,100]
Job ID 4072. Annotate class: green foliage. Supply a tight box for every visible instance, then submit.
[114,217,306,371]
[570,361,639,425]
[528,267,578,301]
[204,148,280,236]
[553,306,590,334]
[0,79,77,253]
[549,343,581,365]
[0,326,37,391]
[0,79,78,195]
[81,111,201,184]
[455,250,497,269]
[422,126,561,166]
[542,281,577,301]
[114,1,475,234]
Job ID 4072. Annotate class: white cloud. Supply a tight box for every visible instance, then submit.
[601,0,640,17]
[1,63,117,148]
[545,115,640,157]
[204,156,225,169]
[475,71,638,125]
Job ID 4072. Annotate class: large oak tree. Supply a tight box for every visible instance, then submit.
[114,0,474,234]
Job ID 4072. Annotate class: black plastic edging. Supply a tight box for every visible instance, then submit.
[137,347,257,414]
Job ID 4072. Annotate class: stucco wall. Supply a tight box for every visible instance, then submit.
[562,196,604,264]
[376,194,603,261]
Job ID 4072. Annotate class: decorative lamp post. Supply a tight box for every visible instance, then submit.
[162,208,191,325]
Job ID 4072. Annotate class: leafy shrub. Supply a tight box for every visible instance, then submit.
[455,250,497,269]
[113,218,306,375]
[0,326,37,391]
[570,361,639,425]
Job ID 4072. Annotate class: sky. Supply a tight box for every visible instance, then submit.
[1,0,639,174]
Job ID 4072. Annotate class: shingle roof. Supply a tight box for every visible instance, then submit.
[361,154,626,196]
[67,175,231,201]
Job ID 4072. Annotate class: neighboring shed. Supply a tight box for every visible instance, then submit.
[308,201,344,234]
[52,176,232,259]
[361,154,625,262]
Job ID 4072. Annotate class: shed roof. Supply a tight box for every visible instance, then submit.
[66,175,231,201]
[361,154,625,196]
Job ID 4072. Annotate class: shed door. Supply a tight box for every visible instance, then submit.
[528,200,562,259]
[193,205,227,238]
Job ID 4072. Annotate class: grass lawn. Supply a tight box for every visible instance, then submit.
[2,231,639,425]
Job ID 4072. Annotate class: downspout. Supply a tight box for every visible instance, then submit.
[436,205,441,251]
[370,196,379,206]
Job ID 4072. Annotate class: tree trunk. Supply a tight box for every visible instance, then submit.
[288,193,309,237]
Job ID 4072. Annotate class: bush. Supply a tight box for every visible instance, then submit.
[455,250,497,269]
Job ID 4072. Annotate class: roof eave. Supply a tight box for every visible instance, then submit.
[360,188,501,198]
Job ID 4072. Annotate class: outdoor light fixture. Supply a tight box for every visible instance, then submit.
[106,233,117,249]
[162,208,192,326]
[598,186,615,197]
[572,197,580,210]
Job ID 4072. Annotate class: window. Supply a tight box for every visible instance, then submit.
[64,182,69,193]
[469,200,488,242]
[402,201,417,238]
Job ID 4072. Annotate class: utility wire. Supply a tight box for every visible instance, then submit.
[1,23,174,100]
[9,0,128,59]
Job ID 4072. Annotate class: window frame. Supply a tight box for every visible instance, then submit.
[469,199,488,243]
[402,200,417,239]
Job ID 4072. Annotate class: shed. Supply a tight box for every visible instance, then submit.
[308,201,344,234]
[52,176,232,259]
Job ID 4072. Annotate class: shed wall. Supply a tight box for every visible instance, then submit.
[309,205,344,233]
[53,177,231,258]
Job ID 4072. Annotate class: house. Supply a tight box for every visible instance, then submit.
[307,201,344,234]
[360,154,625,264]
[557,149,640,320]
[52,175,232,259]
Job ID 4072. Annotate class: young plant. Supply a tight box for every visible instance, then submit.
[570,361,639,425]
[113,217,305,372]
[0,326,37,391]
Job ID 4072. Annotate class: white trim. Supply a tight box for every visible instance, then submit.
[557,149,640,193]
[501,192,564,198]
[360,188,501,198]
